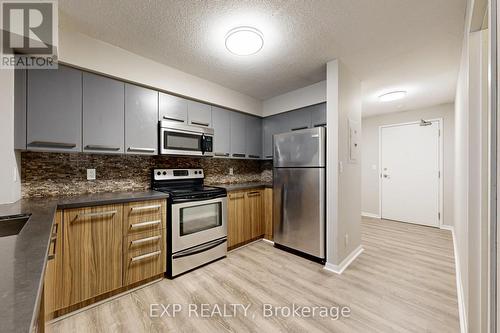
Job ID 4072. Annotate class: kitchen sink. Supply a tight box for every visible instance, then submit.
[0,214,31,237]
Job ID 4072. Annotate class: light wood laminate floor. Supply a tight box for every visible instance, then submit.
[48,217,460,332]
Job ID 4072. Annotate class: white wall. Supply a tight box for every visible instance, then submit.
[0,68,21,204]
[58,29,262,116]
[262,80,326,117]
[326,59,362,267]
[361,103,455,226]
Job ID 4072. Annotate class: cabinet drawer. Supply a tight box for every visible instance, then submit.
[123,200,166,235]
[124,230,165,285]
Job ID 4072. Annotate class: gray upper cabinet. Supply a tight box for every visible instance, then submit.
[230,111,246,158]
[246,115,262,159]
[83,72,125,154]
[27,65,82,152]
[159,93,188,123]
[212,106,231,157]
[262,115,279,159]
[285,108,312,132]
[187,101,212,127]
[125,84,158,155]
[310,103,327,127]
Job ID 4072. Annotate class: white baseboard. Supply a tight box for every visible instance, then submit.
[324,245,364,275]
[361,212,381,219]
[446,225,467,333]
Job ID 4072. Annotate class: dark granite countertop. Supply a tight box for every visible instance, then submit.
[213,182,273,192]
[0,190,168,333]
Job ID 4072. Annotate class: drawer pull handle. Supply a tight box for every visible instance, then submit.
[248,155,260,159]
[265,155,273,159]
[76,210,117,220]
[130,220,162,229]
[292,126,308,131]
[127,147,155,153]
[314,123,326,128]
[230,194,245,199]
[215,152,230,157]
[84,145,121,151]
[247,191,261,197]
[232,153,246,158]
[131,251,162,262]
[47,237,57,260]
[28,141,76,149]
[130,205,161,212]
[131,235,161,245]
[190,120,209,127]
[163,116,185,123]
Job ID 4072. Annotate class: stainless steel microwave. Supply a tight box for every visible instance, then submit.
[159,121,214,157]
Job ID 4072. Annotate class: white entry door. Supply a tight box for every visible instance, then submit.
[380,121,441,227]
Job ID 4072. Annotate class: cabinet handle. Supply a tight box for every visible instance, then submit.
[215,152,230,157]
[85,145,120,151]
[265,155,273,159]
[248,155,260,159]
[190,120,210,127]
[314,123,326,128]
[232,153,246,158]
[28,141,76,149]
[247,191,261,197]
[127,147,155,153]
[163,116,185,123]
[130,235,161,245]
[76,210,117,220]
[131,250,162,262]
[130,204,161,212]
[47,237,57,260]
[292,126,308,131]
[230,193,245,199]
[130,220,162,229]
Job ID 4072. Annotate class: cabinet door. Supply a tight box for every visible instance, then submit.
[159,93,188,123]
[263,188,273,241]
[262,115,285,159]
[246,190,264,239]
[228,192,245,248]
[83,73,125,153]
[44,211,63,318]
[230,112,246,158]
[27,65,82,152]
[125,84,158,155]
[310,103,326,127]
[286,108,312,132]
[187,100,212,127]
[62,204,123,307]
[246,115,262,159]
[212,106,231,157]
[124,229,165,285]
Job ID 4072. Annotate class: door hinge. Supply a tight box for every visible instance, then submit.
[438,129,441,137]
[438,212,441,220]
[438,171,441,178]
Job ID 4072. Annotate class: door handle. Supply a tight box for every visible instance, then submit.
[382,174,390,179]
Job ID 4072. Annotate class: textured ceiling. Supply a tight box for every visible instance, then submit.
[58,0,466,116]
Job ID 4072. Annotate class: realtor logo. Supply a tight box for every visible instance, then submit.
[1,0,58,68]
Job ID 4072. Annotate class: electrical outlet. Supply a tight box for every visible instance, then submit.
[229,168,234,176]
[344,234,349,248]
[87,168,96,180]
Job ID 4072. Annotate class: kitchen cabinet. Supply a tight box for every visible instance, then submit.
[212,106,231,157]
[44,211,63,319]
[187,100,212,127]
[263,188,273,241]
[230,111,247,158]
[246,115,262,159]
[83,73,125,154]
[123,200,166,236]
[310,103,327,127]
[159,93,188,123]
[285,108,312,132]
[125,84,158,155]
[27,65,82,152]
[61,204,124,307]
[227,189,266,250]
[124,229,165,285]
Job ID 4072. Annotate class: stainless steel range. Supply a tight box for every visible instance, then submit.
[152,169,227,278]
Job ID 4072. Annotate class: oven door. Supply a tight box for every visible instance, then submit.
[160,127,204,156]
[171,197,227,252]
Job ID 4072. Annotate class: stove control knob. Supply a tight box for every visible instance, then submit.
[163,171,167,175]
[156,171,161,176]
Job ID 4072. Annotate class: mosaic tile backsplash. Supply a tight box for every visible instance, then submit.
[21,152,273,198]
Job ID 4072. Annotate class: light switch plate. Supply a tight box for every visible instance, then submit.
[87,168,96,180]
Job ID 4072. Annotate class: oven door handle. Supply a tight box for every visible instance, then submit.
[172,238,227,259]
[172,193,227,204]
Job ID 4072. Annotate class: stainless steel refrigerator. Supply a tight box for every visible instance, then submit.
[273,126,326,262]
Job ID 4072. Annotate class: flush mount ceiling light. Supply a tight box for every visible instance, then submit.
[379,91,407,102]
[225,26,264,56]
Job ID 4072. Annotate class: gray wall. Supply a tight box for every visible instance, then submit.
[361,103,455,226]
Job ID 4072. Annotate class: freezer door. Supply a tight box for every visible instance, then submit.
[273,167,325,258]
[273,127,326,167]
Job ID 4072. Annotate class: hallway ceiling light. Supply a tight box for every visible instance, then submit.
[379,91,407,102]
[225,26,264,56]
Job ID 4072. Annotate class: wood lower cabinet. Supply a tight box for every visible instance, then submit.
[228,188,269,250]
[61,204,124,307]
[264,188,273,241]
[124,229,165,285]
[44,211,63,319]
